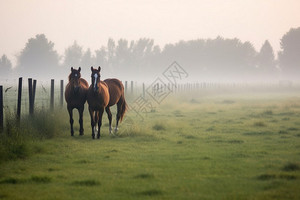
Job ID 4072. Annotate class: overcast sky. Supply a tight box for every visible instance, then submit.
[0,0,299,65]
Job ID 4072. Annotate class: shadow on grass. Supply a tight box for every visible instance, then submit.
[74,159,93,164]
[137,189,163,196]
[71,179,100,186]
[134,173,154,179]
[0,177,26,184]
[152,123,166,131]
[243,131,272,136]
[257,173,297,181]
[282,163,300,172]
[253,121,266,127]
[0,175,51,184]
[30,176,51,183]
[257,174,277,181]
[228,139,244,144]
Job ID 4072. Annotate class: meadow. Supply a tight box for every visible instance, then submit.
[0,88,300,199]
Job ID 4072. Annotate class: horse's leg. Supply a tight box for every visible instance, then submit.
[78,106,84,135]
[115,100,122,133]
[89,107,95,139]
[94,110,99,134]
[67,105,74,136]
[97,107,104,139]
[105,107,113,135]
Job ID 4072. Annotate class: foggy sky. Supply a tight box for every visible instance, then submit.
[0,0,299,65]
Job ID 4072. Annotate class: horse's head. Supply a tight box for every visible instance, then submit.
[91,66,101,92]
[69,67,82,93]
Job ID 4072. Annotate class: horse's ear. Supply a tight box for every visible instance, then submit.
[91,66,93,71]
[78,67,81,72]
[98,66,101,72]
[71,67,73,71]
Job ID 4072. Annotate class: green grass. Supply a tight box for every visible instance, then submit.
[0,91,300,199]
[0,109,65,162]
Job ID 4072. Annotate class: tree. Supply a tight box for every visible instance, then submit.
[115,39,131,76]
[0,54,12,78]
[94,47,107,68]
[278,27,300,79]
[62,41,83,78]
[80,48,94,79]
[17,34,60,79]
[131,38,154,67]
[107,38,116,72]
[256,40,277,80]
[160,37,257,81]
[63,41,83,68]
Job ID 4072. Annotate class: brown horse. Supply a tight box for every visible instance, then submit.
[65,67,89,136]
[104,78,127,134]
[87,66,127,139]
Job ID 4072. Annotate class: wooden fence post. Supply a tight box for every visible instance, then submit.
[174,84,176,93]
[28,78,34,115]
[50,79,54,110]
[0,85,3,133]
[17,77,22,122]
[131,81,133,95]
[142,83,145,98]
[32,79,37,106]
[60,80,64,108]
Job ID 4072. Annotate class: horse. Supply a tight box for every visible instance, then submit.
[65,67,89,136]
[87,66,127,139]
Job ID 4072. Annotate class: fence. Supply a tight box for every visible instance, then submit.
[0,78,298,132]
[0,78,65,132]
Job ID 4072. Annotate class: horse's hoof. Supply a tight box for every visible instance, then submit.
[80,129,84,136]
[114,128,119,133]
[97,134,100,139]
[92,134,95,139]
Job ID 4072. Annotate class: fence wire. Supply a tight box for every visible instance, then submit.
[1,78,299,122]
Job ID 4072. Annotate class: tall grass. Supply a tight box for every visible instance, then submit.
[0,109,65,163]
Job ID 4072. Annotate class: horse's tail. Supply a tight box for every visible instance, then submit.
[120,97,128,122]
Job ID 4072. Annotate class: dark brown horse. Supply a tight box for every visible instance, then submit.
[65,67,89,136]
[87,66,127,139]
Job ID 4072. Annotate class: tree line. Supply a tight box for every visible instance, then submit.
[1,27,300,82]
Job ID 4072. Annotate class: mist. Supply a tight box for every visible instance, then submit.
[0,0,300,84]
[1,27,300,84]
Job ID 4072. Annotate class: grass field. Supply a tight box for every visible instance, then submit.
[0,89,300,199]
